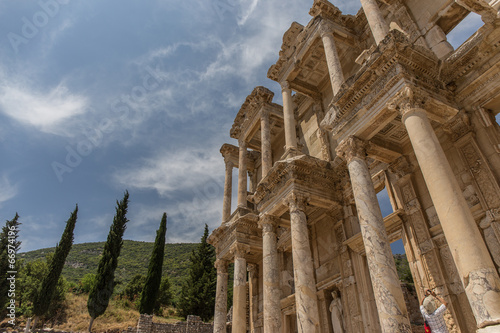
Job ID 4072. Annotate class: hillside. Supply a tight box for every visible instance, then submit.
[19,240,197,297]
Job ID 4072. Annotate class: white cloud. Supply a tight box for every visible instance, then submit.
[0,80,88,135]
[113,148,224,198]
[0,174,18,205]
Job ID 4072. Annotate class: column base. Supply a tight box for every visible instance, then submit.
[280,147,302,160]
[477,324,500,332]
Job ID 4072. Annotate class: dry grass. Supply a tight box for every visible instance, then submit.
[45,293,182,332]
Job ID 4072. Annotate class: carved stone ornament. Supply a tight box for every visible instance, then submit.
[335,136,367,164]
[247,263,257,275]
[388,86,428,120]
[285,191,309,213]
[388,155,412,179]
[230,243,251,259]
[224,158,234,170]
[318,20,335,38]
[258,214,280,233]
[443,111,472,142]
[281,80,291,92]
[215,259,229,273]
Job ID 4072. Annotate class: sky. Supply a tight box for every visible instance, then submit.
[0,0,484,253]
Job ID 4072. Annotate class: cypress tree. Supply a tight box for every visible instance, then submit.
[139,212,167,314]
[0,213,21,312]
[32,206,78,328]
[178,224,216,321]
[87,191,129,332]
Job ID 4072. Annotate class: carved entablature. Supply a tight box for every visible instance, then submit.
[220,143,258,172]
[309,0,342,20]
[211,214,263,263]
[253,154,342,215]
[309,0,357,30]
[267,22,305,82]
[229,86,283,143]
[321,30,459,140]
[443,25,500,104]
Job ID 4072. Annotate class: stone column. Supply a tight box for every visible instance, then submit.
[261,108,273,177]
[237,139,248,208]
[394,88,500,330]
[214,259,229,333]
[259,214,282,333]
[336,136,411,333]
[281,82,298,152]
[360,0,389,45]
[248,264,258,333]
[222,159,233,222]
[319,21,345,96]
[285,191,320,333]
[231,244,250,333]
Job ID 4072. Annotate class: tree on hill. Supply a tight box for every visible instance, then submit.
[32,205,78,329]
[177,224,216,321]
[121,274,145,301]
[0,213,21,316]
[156,275,173,312]
[87,191,129,332]
[16,255,67,323]
[139,212,168,314]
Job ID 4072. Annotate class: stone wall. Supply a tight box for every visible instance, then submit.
[122,315,213,333]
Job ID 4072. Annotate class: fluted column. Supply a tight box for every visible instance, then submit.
[214,259,229,333]
[319,21,345,96]
[237,139,248,208]
[261,108,273,177]
[222,159,233,222]
[231,244,250,333]
[393,87,500,330]
[286,192,320,333]
[259,214,282,333]
[360,0,389,45]
[336,136,411,333]
[281,82,298,152]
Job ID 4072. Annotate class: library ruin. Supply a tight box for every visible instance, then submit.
[208,0,500,332]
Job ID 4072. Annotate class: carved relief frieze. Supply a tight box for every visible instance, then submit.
[254,154,341,210]
[457,139,500,211]
[443,111,473,142]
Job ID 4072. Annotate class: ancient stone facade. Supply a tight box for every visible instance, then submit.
[208,1,500,332]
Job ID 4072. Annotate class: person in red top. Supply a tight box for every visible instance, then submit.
[420,289,449,333]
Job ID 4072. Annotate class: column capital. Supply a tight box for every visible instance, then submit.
[258,214,280,233]
[388,86,428,120]
[260,107,270,119]
[247,263,257,275]
[285,191,309,213]
[215,259,229,273]
[238,137,247,148]
[318,19,335,38]
[336,136,367,164]
[230,243,251,259]
[224,158,234,170]
[280,81,291,91]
